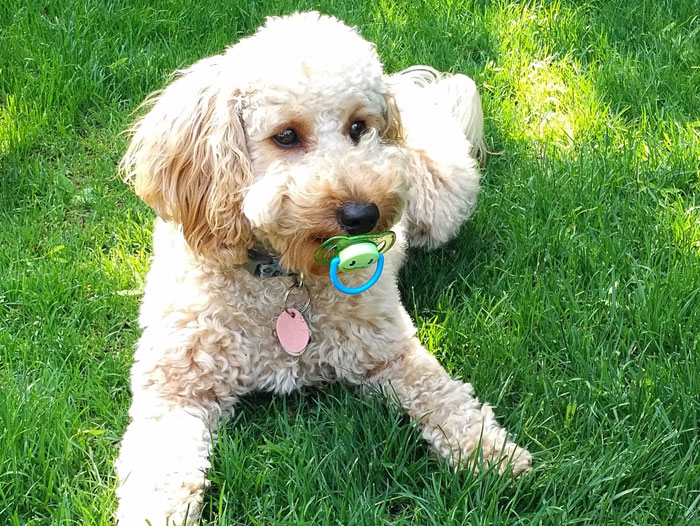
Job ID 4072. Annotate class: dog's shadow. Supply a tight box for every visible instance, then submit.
[399,221,487,314]
[203,384,525,524]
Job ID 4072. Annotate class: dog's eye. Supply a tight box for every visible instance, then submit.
[349,121,366,143]
[273,128,299,148]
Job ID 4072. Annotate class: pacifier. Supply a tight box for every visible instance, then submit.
[313,232,396,294]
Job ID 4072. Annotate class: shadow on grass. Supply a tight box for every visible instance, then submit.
[206,384,532,525]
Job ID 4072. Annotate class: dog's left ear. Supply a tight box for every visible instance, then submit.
[382,93,404,144]
[120,55,254,265]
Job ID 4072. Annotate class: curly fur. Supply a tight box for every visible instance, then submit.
[115,12,531,525]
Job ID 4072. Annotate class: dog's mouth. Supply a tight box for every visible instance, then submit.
[267,197,404,278]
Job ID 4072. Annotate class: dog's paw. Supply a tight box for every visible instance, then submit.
[475,437,532,478]
[489,440,532,478]
[451,439,532,478]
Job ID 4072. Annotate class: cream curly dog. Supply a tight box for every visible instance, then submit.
[115,11,531,524]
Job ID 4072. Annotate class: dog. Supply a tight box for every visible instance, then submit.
[115,11,531,524]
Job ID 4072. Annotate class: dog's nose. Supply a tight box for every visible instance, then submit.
[336,201,380,235]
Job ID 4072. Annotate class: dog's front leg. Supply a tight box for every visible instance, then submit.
[115,391,218,525]
[367,338,532,476]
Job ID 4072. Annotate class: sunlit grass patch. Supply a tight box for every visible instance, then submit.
[0,95,42,160]
[663,196,700,255]
[507,53,609,147]
[482,2,616,149]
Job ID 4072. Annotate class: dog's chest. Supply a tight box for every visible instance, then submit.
[220,274,412,395]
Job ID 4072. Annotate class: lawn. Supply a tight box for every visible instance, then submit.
[1,0,699,524]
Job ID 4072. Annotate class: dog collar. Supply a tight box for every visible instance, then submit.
[242,248,295,278]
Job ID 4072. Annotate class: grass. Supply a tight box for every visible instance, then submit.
[1,0,699,524]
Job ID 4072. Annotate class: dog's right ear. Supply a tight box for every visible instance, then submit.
[381,92,404,145]
[120,55,254,265]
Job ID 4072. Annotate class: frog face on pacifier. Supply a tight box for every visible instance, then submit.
[337,242,379,272]
[313,232,396,294]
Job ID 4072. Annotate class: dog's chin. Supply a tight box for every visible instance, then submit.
[267,233,336,278]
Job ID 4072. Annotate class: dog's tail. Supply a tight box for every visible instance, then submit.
[396,66,486,163]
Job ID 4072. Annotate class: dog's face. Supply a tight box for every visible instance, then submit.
[121,12,409,275]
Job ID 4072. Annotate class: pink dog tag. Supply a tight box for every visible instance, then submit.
[275,308,310,356]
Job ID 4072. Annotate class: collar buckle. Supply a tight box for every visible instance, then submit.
[242,249,294,279]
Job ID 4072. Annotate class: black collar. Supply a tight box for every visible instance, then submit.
[242,248,295,278]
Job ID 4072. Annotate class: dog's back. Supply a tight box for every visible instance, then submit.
[389,66,484,249]
[393,65,485,161]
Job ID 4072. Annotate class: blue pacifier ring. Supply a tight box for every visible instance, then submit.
[330,254,385,294]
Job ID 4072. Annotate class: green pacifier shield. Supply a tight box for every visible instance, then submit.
[314,231,396,295]
[337,242,379,272]
[313,231,396,268]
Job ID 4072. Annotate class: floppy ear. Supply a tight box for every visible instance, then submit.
[381,93,404,144]
[120,54,254,265]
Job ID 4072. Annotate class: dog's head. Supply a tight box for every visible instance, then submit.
[121,12,409,276]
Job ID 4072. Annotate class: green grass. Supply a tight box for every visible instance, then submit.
[1,0,699,524]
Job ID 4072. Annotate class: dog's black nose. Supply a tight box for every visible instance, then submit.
[336,201,380,235]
